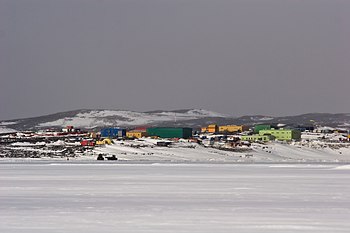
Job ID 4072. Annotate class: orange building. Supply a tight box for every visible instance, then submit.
[201,124,219,133]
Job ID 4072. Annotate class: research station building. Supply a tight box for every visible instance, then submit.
[147,127,192,139]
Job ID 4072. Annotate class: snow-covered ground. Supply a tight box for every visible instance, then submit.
[91,139,350,163]
[301,132,348,141]
[0,163,349,233]
[2,138,350,163]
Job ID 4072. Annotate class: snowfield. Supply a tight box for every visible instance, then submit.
[2,138,350,163]
[91,139,350,163]
[0,163,349,233]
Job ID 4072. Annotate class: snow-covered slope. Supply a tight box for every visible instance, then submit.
[37,109,227,129]
[0,121,18,133]
[0,127,16,134]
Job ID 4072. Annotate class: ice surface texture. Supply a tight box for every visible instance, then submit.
[1,163,350,233]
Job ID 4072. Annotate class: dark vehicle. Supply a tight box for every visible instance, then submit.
[106,155,118,160]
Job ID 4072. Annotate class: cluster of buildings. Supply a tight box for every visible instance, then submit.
[84,122,350,146]
[200,124,302,142]
[1,122,350,159]
[99,127,193,140]
[2,123,349,150]
[97,124,303,142]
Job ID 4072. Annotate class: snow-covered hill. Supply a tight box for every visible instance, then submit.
[37,109,228,128]
[1,109,350,131]
[0,109,228,130]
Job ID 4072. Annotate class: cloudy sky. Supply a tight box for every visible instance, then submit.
[1,0,349,120]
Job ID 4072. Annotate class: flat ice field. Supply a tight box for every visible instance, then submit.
[1,163,350,233]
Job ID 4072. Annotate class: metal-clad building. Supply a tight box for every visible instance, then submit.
[147,127,192,139]
[253,124,272,133]
[259,129,301,141]
[100,128,126,138]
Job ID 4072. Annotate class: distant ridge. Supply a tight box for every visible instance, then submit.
[0,109,349,131]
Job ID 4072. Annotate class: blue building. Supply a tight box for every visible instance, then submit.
[100,128,126,138]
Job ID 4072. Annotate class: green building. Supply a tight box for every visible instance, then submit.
[146,127,193,139]
[258,129,301,141]
[241,135,275,142]
[254,124,272,133]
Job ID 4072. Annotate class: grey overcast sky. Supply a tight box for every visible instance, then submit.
[0,0,349,120]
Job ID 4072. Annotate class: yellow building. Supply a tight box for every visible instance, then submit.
[201,124,219,133]
[96,138,113,145]
[219,125,248,133]
[126,131,148,139]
